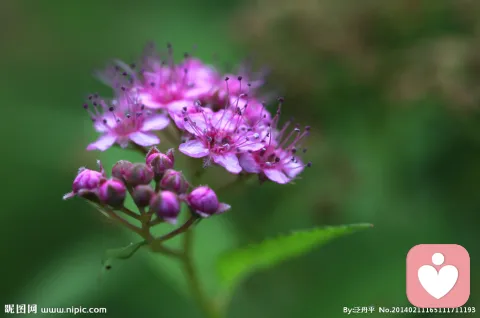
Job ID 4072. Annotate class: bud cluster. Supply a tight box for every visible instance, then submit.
[64,147,230,226]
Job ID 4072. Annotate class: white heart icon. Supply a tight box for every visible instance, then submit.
[418,264,458,299]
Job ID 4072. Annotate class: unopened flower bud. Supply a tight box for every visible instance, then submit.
[63,160,106,200]
[112,160,133,179]
[124,163,154,186]
[187,186,231,217]
[159,169,189,194]
[146,147,175,177]
[149,191,180,224]
[98,178,126,207]
[132,185,154,207]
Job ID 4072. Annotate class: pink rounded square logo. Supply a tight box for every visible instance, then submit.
[406,244,470,308]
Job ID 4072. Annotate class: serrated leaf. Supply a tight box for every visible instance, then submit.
[216,223,373,290]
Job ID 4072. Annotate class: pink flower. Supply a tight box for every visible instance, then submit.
[187,186,230,217]
[63,160,106,200]
[179,106,267,174]
[134,43,219,111]
[84,92,170,151]
[238,104,311,184]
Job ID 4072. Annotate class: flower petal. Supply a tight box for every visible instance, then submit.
[129,132,160,146]
[141,115,170,131]
[179,139,209,158]
[86,134,117,151]
[212,153,242,174]
[284,156,304,179]
[184,112,208,136]
[238,153,261,173]
[264,169,290,184]
[216,203,231,214]
[62,192,75,200]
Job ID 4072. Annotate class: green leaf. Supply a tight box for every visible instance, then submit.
[216,223,373,290]
[101,241,147,268]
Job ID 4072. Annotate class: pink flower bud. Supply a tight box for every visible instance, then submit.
[98,178,126,207]
[146,147,175,176]
[149,191,180,224]
[124,163,154,186]
[63,160,106,200]
[187,186,231,217]
[112,160,133,179]
[132,185,154,208]
[159,169,189,194]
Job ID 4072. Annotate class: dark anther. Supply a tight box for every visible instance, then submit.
[292,148,297,154]
[305,126,311,131]
[88,95,93,100]
[184,117,188,121]
[93,102,97,106]
[122,72,127,76]
[237,76,243,81]
[141,104,145,110]
[303,148,308,153]
[105,265,112,270]
[182,106,187,112]
[225,77,229,81]
[121,86,126,91]
[150,82,155,87]
[307,162,312,167]
[83,103,88,109]
[108,106,115,112]
[275,157,280,163]
[130,63,136,68]
[94,93,99,98]
[278,97,284,103]
[247,83,251,87]
[102,119,107,124]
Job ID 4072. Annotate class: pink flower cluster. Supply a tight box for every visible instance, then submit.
[63,148,230,223]
[83,43,310,184]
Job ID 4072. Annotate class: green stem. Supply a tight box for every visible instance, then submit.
[182,228,223,318]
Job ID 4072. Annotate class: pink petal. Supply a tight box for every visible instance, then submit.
[184,113,208,136]
[238,140,264,152]
[62,192,75,200]
[93,114,116,132]
[164,217,178,225]
[137,93,164,109]
[212,153,242,174]
[216,203,231,214]
[86,134,117,151]
[141,115,170,131]
[129,132,160,146]
[179,139,209,158]
[264,169,291,184]
[167,100,191,113]
[284,156,304,179]
[238,153,261,173]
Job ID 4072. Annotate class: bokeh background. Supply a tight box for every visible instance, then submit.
[2,0,479,317]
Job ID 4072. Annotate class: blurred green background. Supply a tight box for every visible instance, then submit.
[2,0,479,317]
